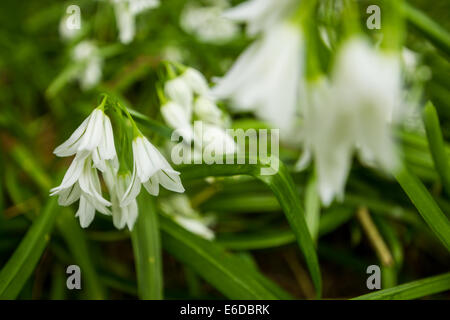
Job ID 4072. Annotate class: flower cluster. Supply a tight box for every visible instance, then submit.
[161,65,237,157]
[51,97,184,229]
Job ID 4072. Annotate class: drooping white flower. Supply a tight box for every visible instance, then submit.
[194,96,224,126]
[51,154,112,227]
[195,122,237,156]
[223,0,297,35]
[104,167,138,230]
[72,41,103,90]
[51,107,117,227]
[164,77,193,114]
[180,68,211,97]
[212,22,304,130]
[180,2,238,44]
[113,0,160,44]
[160,195,215,240]
[121,136,185,207]
[299,38,403,205]
[161,101,194,142]
[53,108,117,171]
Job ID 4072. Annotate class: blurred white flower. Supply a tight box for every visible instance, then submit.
[164,77,193,114]
[180,1,238,43]
[299,38,403,205]
[59,15,81,41]
[113,0,160,44]
[161,101,194,142]
[223,0,297,35]
[194,96,224,126]
[181,67,211,96]
[212,22,304,130]
[72,41,103,90]
[121,136,185,206]
[160,195,215,240]
[195,122,237,156]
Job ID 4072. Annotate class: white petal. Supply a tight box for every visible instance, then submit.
[53,115,90,157]
[76,196,96,228]
[50,152,88,194]
[157,170,185,194]
[57,183,81,206]
[143,175,159,196]
[125,200,138,230]
[121,163,142,207]
[78,109,103,152]
[98,114,117,160]
[164,77,193,113]
[181,68,210,96]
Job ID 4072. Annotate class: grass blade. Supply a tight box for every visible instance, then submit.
[0,198,58,299]
[423,101,450,195]
[160,214,284,299]
[394,166,450,251]
[179,160,322,297]
[131,193,163,299]
[353,272,450,300]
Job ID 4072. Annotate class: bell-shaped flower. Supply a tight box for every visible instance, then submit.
[180,67,211,96]
[72,41,103,90]
[161,101,194,143]
[53,108,117,171]
[104,166,138,230]
[121,136,185,207]
[300,38,402,206]
[223,0,297,35]
[194,96,224,126]
[212,22,304,130]
[113,0,160,44]
[164,77,193,114]
[50,154,111,227]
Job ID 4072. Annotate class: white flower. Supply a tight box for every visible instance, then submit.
[50,107,117,227]
[181,68,211,96]
[164,77,193,114]
[51,154,112,227]
[300,38,402,205]
[59,15,81,41]
[121,136,185,206]
[194,96,223,126]
[113,0,160,44]
[161,101,194,142]
[160,195,215,240]
[104,168,138,230]
[212,22,304,130]
[180,3,238,44]
[72,41,103,90]
[223,0,297,35]
[195,122,237,156]
[53,108,116,171]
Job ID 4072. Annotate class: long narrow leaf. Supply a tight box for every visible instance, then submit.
[394,167,450,250]
[353,272,450,300]
[131,194,163,299]
[179,160,322,297]
[0,198,57,299]
[160,214,284,299]
[423,101,450,195]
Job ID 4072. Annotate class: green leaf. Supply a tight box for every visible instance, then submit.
[179,160,322,297]
[159,214,283,299]
[423,101,450,195]
[56,210,105,299]
[394,166,450,251]
[131,193,163,299]
[353,272,450,300]
[0,198,58,299]
[402,2,450,56]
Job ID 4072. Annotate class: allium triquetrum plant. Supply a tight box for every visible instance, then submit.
[0,0,449,301]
